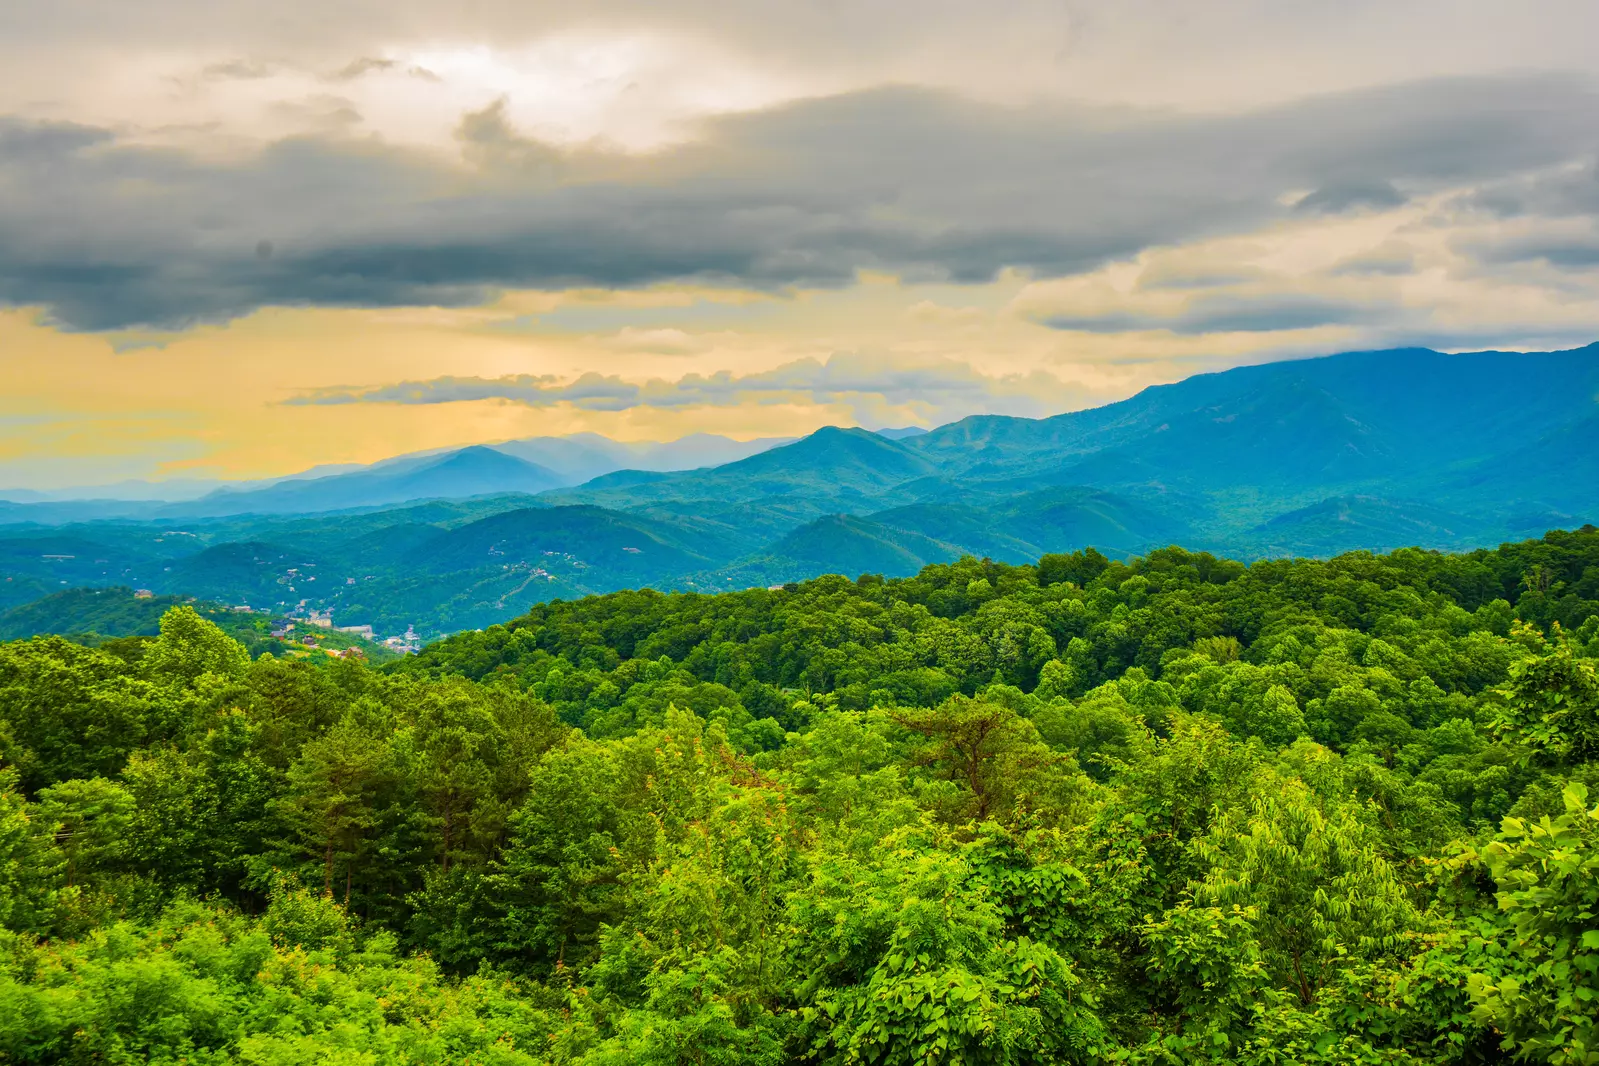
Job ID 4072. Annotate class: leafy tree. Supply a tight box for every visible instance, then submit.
[34,777,134,890]
[1489,623,1599,766]
[891,695,1080,824]
[1038,548,1110,589]
[791,828,1105,1065]
[1190,775,1420,1006]
[1,533,1598,1061]
[0,766,59,932]
[1470,781,1599,1065]
[0,637,164,790]
[141,605,250,687]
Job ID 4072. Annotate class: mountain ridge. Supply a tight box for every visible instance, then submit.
[1,343,1596,636]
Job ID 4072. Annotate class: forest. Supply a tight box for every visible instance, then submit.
[1,528,1598,1064]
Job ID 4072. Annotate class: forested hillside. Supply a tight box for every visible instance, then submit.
[2,529,1598,1063]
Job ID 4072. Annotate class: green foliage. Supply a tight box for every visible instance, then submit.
[1470,781,1599,1065]
[0,536,1596,1062]
[0,768,60,932]
[1490,622,1599,766]
[792,829,1103,1065]
[1191,772,1420,1005]
[142,605,251,685]
[0,900,562,1066]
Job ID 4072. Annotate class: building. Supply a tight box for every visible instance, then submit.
[337,624,374,639]
[133,589,154,599]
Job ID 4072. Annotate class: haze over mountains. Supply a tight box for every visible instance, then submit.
[1,344,1595,638]
[0,433,799,520]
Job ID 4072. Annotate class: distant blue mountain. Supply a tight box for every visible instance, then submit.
[904,344,1599,492]
[1,344,1596,636]
[181,447,567,517]
[0,432,796,518]
[547,342,1599,569]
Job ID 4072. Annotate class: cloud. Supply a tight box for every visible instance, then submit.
[1008,174,1599,353]
[603,327,700,353]
[284,353,1082,420]
[202,59,276,81]
[9,0,1598,119]
[1,75,1596,332]
[1483,236,1599,270]
[1457,217,1599,272]
[331,57,396,81]
[1330,241,1417,277]
[1046,293,1383,335]
[1293,180,1407,215]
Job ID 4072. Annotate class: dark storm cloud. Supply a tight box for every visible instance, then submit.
[1,75,1596,331]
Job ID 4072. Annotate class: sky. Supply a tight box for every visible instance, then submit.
[3,0,1599,489]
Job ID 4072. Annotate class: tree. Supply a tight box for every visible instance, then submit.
[0,637,164,790]
[791,828,1105,1066]
[0,766,60,932]
[1038,549,1110,589]
[35,777,134,889]
[272,710,395,901]
[891,695,1078,824]
[788,709,916,841]
[1489,623,1599,767]
[1470,781,1599,1065]
[142,606,250,687]
[411,683,509,875]
[1190,776,1419,1006]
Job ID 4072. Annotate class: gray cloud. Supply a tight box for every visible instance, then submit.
[1,76,1597,330]
[1045,293,1387,335]
[1293,180,1407,215]
[285,354,1078,418]
[1470,231,1599,270]
[202,59,276,81]
[1461,158,1599,220]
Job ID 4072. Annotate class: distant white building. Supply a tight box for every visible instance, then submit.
[337,624,375,639]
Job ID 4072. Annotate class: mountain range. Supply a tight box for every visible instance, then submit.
[0,344,1594,638]
[0,432,799,518]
